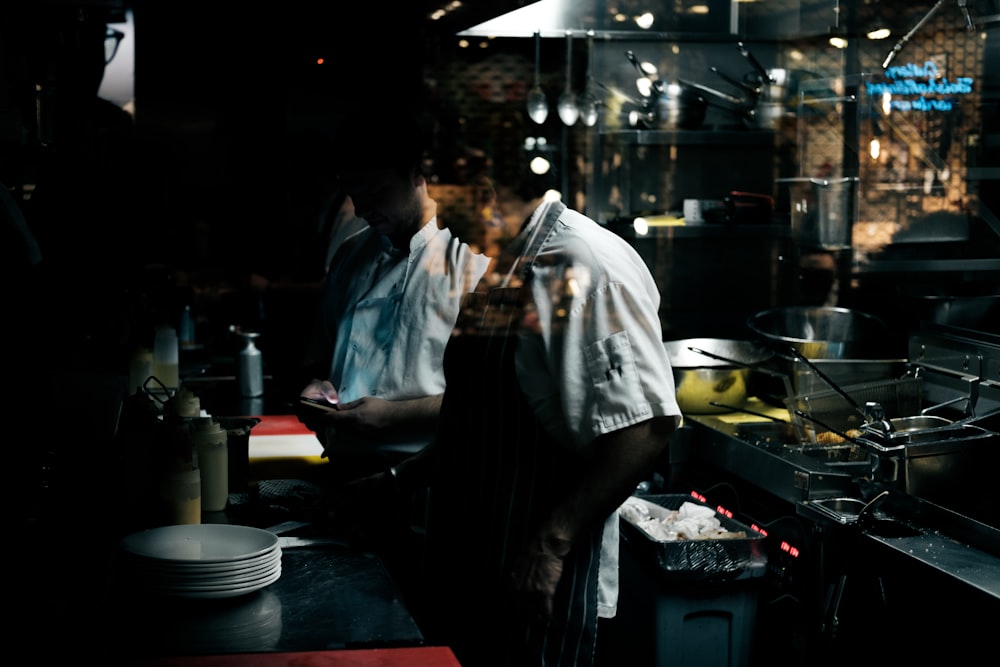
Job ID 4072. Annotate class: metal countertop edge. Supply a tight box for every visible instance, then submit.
[862,530,1000,600]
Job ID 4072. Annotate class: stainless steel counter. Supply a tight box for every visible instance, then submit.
[679,411,1000,601]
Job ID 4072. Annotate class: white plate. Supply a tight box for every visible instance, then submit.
[124,548,280,575]
[121,524,278,564]
[132,554,282,588]
[125,547,281,576]
[139,563,281,592]
[139,567,282,599]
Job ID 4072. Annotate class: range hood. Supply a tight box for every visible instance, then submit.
[454,0,740,38]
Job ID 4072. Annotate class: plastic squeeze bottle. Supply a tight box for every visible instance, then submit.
[152,326,180,390]
[192,417,229,512]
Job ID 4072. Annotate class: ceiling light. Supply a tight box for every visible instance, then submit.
[866,1,891,40]
[829,35,848,49]
[635,12,655,30]
[530,156,551,175]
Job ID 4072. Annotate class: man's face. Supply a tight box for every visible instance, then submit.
[340,167,422,239]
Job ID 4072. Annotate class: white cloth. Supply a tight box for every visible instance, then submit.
[512,200,682,617]
[320,216,490,452]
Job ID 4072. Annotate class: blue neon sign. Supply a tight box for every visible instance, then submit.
[865,61,973,112]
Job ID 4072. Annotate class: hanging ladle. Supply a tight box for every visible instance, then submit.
[527,31,549,124]
[557,30,579,125]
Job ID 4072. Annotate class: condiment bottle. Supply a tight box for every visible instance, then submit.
[158,463,201,526]
[192,416,228,512]
[152,325,180,391]
[159,462,201,526]
[164,387,202,419]
[237,331,264,398]
[156,419,201,525]
[128,345,153,395]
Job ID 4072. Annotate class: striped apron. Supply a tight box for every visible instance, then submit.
[419,202,602,667]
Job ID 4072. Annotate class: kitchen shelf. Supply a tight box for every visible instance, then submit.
[601,129,776,147]
[857,258,1000,274]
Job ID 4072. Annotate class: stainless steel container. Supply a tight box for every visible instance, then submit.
[663,338,773,414]
[865,425,998,502]
[747,306,888,360]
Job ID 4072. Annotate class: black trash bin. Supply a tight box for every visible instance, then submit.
[612,494,767,667]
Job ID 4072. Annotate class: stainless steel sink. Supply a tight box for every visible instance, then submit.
[800,496,922,537]
[809,497,868,524]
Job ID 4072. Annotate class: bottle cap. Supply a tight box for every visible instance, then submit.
[192,417,227,447]
[165,388,201,418]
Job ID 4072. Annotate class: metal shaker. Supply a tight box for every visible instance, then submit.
[231,326,264,398]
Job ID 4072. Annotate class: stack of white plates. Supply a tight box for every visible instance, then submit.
[120,524,282,599]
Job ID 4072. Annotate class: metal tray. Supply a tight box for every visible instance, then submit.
[619,494,767,582]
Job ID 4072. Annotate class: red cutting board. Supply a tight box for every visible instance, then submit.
[249,414,315,436]
[136,646,462,666]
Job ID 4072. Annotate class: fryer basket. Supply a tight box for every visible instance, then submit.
[787,375,922,442]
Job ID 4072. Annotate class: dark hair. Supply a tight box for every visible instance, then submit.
[329,107,426,174]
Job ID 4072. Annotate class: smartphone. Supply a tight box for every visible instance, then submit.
[299,396,339,412]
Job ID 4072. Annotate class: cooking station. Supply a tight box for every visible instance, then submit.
[664,324,1000,662]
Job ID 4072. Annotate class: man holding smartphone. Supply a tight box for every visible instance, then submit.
[296,105,489,489]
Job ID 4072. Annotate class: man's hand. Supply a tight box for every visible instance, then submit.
[297,383,443,438]
[296,379,340,431]
[508,535,571,621]
[323,396,398,433]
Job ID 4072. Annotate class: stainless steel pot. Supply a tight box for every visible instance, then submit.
[735,43,817,128]
[664,338,773,414]
[747,306,889,360]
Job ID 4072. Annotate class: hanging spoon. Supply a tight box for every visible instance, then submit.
[526,31,549,124]
[579,30,600,127]
[557,30,579,126]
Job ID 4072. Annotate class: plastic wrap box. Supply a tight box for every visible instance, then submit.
[614,494,767,667]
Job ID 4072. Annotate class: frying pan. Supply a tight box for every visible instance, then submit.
[624,50,707,130]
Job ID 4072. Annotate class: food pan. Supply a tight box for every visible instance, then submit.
[619,495,766,582]
[866,425,998,501]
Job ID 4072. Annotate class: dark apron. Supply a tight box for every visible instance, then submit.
[420,202,602,667]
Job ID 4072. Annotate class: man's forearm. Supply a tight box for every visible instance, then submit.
[390,393,443,427]
[534,416,675,556]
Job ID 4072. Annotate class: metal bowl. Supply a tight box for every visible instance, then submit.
[664,338,773,414]
[747,306,888,359]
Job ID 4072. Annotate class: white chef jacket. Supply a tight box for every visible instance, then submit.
[320,216,490,453]
[512,200,683,617]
